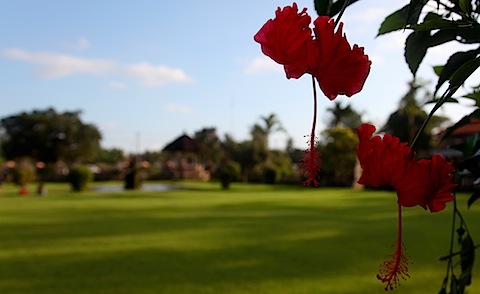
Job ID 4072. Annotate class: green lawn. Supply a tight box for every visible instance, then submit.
[0,182,479,293]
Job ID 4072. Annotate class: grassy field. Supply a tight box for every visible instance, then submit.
[0,181,479,294]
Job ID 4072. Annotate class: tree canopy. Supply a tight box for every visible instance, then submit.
[1,108,101,164]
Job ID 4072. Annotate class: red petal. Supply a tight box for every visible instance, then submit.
[310,17,371,99]
[253,3,313,79]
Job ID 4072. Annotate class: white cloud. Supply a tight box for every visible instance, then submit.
[244,56,282,75]
[164,103,195,114]
[3,47,193,88]
[427,42,478,63]
[3,48,115,79]
[376,31,407,51]
[125,62,193,87]
[108,81,128,89]
[347,7,389,24]
[65,37,91,50]
[368,54,383,65]
[101,121,117,131]
[77,37,90,49]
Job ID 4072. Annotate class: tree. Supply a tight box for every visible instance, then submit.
[1,108,101,164]
[381,80,447,156]
[326,101,363,129]
[94,148,125,165]
[319,127,359,186]
[194,127,222,170]
[260,113,285,148]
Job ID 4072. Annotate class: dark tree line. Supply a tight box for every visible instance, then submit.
[1,108,101,165]
[0,85,446,186]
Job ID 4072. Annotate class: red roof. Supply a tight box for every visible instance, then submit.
[449,118,480,137]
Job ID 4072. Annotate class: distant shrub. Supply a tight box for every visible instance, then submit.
[68,166,93,192]
[12,162,36,186]
[264,166,279,184]
[217,161,241,189]
[124,161,142,190]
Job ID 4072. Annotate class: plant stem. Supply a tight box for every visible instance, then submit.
[311,75,317,146]
[334,0,351,29]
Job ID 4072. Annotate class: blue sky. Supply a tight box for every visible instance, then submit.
[1,1,477,153]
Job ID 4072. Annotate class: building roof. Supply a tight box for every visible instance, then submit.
[447,118,480,137]
[162,134,200,153]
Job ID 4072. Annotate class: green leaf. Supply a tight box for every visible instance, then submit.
[449,57,480,93]
[410,12,472,31]
[463,89,480,105]
[377,0,427,36]
[468,191,480,208]
[450,274,459,294]
[440,109,480,141]
[412,18,468,30]
[314,0,333,16]
[378,5,410,35]
[405,31,430,76]
[314,0,359,17]
[461,89,480,108]
[406,0,429,24]
[460,235,475,286]
[426,97,458,104]
[434,50,480,96]
[459,0,472,14]
[429,29,460,47]
[433,65,444,76]
[458,26,480,43]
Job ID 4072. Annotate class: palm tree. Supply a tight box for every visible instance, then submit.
[381,79,448,156]
[256,113,285,150]
[326,101,362,129]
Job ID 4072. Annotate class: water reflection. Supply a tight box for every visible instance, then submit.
[92,183,171,192]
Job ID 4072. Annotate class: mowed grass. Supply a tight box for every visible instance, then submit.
[0,182,479,294]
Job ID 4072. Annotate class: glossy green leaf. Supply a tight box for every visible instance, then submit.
[426,97,458,104]
[314,0,359,17]
[433,65,444,76]
[459,0,472,14]
[450,274,459,294]
[465,133,479,157]
[314,0,332,16]
[462,88,480,108]
[449,57,480,93]
[434,50,480,96]
[429,29,459,47]
[460,235,474,286]
[458,26,480,43]
[406,0,429,24]
[468,191,480,208]
[377,0,427,36]
[464,89,480,102]
[412,18,467,30]
[440,109,480,141]
[405,31,430,76]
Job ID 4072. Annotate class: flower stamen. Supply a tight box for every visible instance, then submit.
[376,203,411,290]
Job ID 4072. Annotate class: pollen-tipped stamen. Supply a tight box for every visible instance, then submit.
[376,203,411,291]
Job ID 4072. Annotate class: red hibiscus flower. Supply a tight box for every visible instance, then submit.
[405,155,456,212]
[355,123,456,210]
[254,3,371,99]
[255,3,371,187]
[253,3,314,79]
[310,17,371,100]
[355,123,456,290]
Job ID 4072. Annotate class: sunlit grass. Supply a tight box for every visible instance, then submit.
[0,181,479,293]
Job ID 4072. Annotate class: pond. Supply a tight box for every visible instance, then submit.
[92,183,172,193]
